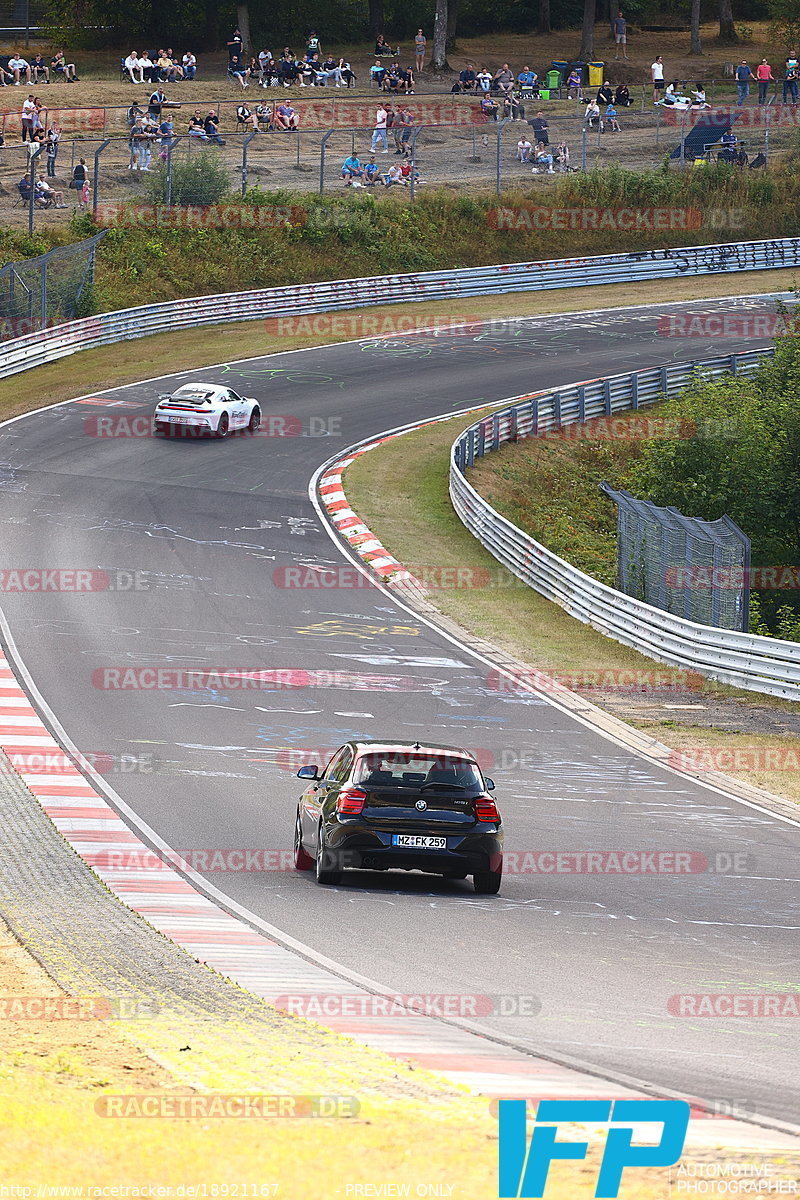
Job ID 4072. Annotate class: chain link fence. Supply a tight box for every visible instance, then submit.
[0,232,104,340]
[600,483,751,631]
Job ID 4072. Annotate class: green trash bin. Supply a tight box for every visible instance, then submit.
[588,61,604,87]
[546,69,561,90]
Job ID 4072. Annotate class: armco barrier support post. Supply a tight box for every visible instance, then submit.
[496,119,509,194]
[241,129,258,196]
[581,122,587,170]
[28,141,41,236]
[410,126,425,202]
[92,138,111,217]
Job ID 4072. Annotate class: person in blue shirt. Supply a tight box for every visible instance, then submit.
[735,60,755,105]
[341,154,364,184]
[517,67,537,89]
[603,103,620,131]
[363,157,381,184]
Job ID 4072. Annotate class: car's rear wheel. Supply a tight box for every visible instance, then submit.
[248,406,261,433]
[215,413,229,439]
[294,813,314,871]
[473,868,502,895]
[315,827,342,885]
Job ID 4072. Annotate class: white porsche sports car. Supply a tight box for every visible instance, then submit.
[153,383,261,439]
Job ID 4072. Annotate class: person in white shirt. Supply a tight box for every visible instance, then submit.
[516,136,532,162]
[477,67,492,92]
[182,52,196,80]
[371,104,388,151]
[125,52,144,83]
[21,94,36,141]
[139,53,155,83]
[651,55,665,102]
[8,54,30,84]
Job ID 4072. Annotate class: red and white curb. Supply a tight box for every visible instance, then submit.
[319,444,420,586]
[1,617,796,1151]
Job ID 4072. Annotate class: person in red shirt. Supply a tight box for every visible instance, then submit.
[756,59,775,105]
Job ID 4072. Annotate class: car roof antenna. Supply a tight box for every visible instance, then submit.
[413,741,421,750]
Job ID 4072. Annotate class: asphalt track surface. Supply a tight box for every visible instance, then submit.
[0,294,798,1129]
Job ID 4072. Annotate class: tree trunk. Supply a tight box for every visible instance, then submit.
[204,0,219,50]
[236,2,252,58]
[446,0,460,50]
[368,0,384,38]
[718,0,738,43]
[432,0,449,71]
[538,0,551,36]
[578,0,595,61]
[690,0,702,54]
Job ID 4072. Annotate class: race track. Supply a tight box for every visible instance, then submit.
[1,294,798,1128]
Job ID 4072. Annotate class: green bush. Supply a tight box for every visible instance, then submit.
[144,153,231,207]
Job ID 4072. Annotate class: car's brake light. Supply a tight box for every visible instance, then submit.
[475,796,499,823]
[337,788,367,815]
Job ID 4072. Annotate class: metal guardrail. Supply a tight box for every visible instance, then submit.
[2,235,800,382]
[449,349,800,702]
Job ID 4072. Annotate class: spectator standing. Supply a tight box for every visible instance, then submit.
[372,103,389,152]
[227,30,243,62]
[148,86,166,118]
[21,94,36,142]
[784,58,799,104]
[613,11,628,61]
[530,110,549,145]
[735,60,755,105]
[46,123,60,175]
[756,59,774,104]
[651,55,665,102]
[415,29,426,73]
[71,157,88,207]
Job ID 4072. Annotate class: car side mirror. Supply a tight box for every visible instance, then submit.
[485,777,496,791]
[297,765,319,780]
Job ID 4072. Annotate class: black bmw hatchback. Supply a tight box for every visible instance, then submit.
[293,741,503,893]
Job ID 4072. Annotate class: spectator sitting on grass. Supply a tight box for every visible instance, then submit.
[364,157,381,184]
[385,162,406,186]
[597,80,613,105]
[375,35,394,56]
[534,141,554,172]
[51,51,78,81]
[584,98,601,127]
[341,152,364,184]
[615,82,631,106]
[493,63,515,94]
[204,109,225,143]
[516,135,532,161]
[188,109,209,138]
[275,101,298,129]
[8,53,30,84]
[604,103,621,131]
[183,51,197,79]
[398,64,414,93]
[555,141,570,169]
[477,67,492,92]
[230,55,249,88]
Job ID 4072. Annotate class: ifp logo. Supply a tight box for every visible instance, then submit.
[498,1098,690,1197]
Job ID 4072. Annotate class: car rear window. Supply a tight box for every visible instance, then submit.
[171,385,215,405]
[354,753,482,790]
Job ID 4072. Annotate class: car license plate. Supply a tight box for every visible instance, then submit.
[392,834,447,849]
